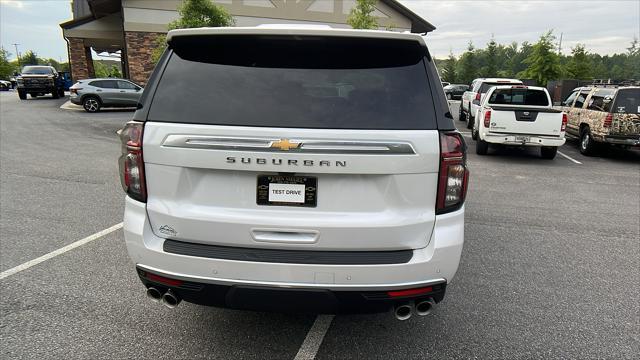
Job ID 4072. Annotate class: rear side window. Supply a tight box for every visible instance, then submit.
[90,80,117,89]
[587,88,616,111]
[574,90,590,108]
[611,88,640,114]
[148,35,437,129]
[488,88,549,106]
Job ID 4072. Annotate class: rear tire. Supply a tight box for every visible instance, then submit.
[83,96,101,113]
[579,127,598,156]
[476,138,489,155]
[52,90,59,99]
[471,127,478,140]
[458,104,465,121]
[18,90,26,100]
[466,111,474,129]
[58,89,65,97]
[540,146,557,159]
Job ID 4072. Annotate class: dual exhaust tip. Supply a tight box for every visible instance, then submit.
[394,298,435,321]
[146,287,181,309]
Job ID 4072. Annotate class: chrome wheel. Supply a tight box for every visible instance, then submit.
[581,132,589,150]
[83,98,99,112]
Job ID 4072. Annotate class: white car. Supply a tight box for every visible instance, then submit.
[120,26,469,320]
[472,85,567,158]
[460,78,523,129]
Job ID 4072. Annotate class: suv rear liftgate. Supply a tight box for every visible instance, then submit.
[120,28,468,318]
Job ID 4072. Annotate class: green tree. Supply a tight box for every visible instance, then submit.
[457,42,477,84]
[625,37,640,79]
[483,37,498,77]
[21,50,39,66]
[152,0,235,63]
[520,31,562,86]
[441,51,457,83]
[347,0,378,30]
[0,48,17,80]
[565,44,591,80]
[94,61,122,78]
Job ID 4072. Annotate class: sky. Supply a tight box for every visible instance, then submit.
[1,0,639,62]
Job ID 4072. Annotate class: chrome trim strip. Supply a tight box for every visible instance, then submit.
[162,135,416,155]
[136,263,446,291]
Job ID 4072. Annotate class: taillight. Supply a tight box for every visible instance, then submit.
[118,121,146,202]
[604,113,613,128]
[436,132,469,214]
[484,110,492,127]
[70,88,81,94]
[475,93,481,101]
[561,113,568,132]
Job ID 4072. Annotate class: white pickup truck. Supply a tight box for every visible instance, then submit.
[460,78,523,129]
[472,85,567,159]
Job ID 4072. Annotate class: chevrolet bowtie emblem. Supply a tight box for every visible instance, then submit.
[270,139,301,151]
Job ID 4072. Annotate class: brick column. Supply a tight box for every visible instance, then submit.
[67,37,95,81]
[125,31,164,86]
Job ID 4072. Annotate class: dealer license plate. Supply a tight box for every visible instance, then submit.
[257,175,317,207]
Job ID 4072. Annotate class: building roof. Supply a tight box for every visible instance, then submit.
[382,0,435,33]
[62,0,435,33]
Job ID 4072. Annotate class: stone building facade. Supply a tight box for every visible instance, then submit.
[61,0,434,85]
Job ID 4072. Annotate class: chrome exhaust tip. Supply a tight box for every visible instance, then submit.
[161,289,181,309]
[394,304,413,321]
[415,298,435,316]
[146,287,162,302]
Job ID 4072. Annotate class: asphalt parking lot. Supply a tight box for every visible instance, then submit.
[1,92,638,359]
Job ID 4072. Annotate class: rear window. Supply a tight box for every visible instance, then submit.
[148,35,437,129]
[488,88,549,106]
[611,88,640,114]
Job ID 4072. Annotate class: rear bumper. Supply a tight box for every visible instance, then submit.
[138,266,447,313]
[123,197,464,312]
[483,132,566,147]
[603,135,640,146]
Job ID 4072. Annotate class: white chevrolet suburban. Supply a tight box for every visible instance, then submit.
[472,85,566,158]
[119,26,469,320]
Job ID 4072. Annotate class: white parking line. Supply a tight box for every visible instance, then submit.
[0,223,123,280]
[557,150,583,164]
[294,315,335,360]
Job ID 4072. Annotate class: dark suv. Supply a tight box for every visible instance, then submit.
[16,66,65,100]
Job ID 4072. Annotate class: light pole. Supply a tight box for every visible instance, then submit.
[12,43,21,68]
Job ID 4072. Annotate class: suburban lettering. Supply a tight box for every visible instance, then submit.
[227,157,346,167]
